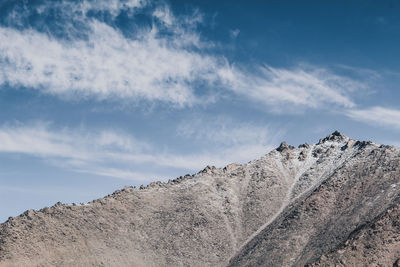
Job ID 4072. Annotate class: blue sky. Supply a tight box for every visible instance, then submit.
[0,0,399,222]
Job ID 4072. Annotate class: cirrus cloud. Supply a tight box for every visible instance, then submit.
[347,106,400,129]
[0,0,364,111]
[0,120,281,181]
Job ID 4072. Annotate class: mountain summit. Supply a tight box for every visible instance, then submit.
[0,132,399,267]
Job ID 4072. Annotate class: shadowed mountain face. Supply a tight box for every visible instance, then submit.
[0,132,399,267]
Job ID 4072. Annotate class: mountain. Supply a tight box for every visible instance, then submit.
[0,132,399,267]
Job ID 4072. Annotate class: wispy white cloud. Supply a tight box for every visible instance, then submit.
[0,0,364,111]
[0,122,160,181]
[218,65,359,110]
[79,0,146,16]
[177,116,283,163]
[0,121,281,181]
[178,117,278,146]
[347,106,400,129]
[0,1,215,106]
[0,21,209,106]
[6,0,146,24]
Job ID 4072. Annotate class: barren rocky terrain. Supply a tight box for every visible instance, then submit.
[0,131,399,267]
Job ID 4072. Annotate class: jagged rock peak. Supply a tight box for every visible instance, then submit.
[223,163,241,172]
[199,165,216,174]
[276,141,295,152]
[298,143,310,149]
[318,130,347,144]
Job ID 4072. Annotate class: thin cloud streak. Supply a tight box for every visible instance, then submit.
[347,106,400,129]
[176,116,283,164]
[218,65,359,109]
[177,116,282,147]
[0,121,280,181]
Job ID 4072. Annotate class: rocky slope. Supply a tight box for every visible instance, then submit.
[309,200,400,267]
[228,136,400,267]
[0,132,399,267]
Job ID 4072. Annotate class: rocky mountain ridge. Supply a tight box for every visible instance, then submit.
[0,131,399,266]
